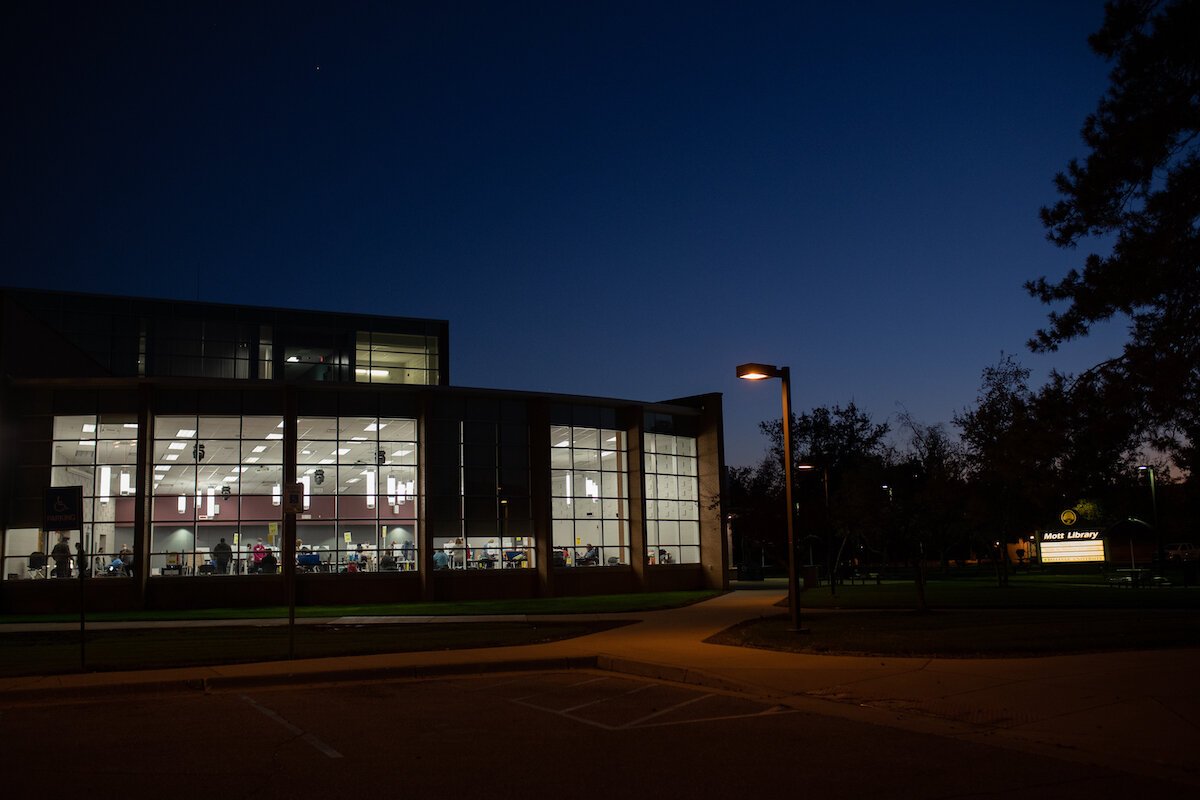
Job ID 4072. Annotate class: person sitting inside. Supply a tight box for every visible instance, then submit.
[657,548,673,565]
[297,549,322,570]
[577,543,600,566]
[259,547,278,574]
[432,549,450,569]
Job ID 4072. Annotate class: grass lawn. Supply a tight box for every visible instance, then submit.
[0,590,720,624]
[716,575,1200,657]
[0,620,629,678]
[0,591,717,677]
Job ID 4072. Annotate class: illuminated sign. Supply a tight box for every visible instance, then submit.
[1039,530,1105,563]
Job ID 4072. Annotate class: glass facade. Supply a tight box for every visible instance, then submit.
[151,318,254,379]
[643,433,701,564]
[150,415,284,574]
[296,416,419,571]
[550,426,630,567]
[41,414,140,576]
[437,416,533,569]
[355,331,440,385]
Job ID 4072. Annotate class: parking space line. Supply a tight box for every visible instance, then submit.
[620,693,712,728]
[240,695,343,759]
[561,682,654,713]
[509,697,620,730]
[635,706,801,729]
[513,676,609,702]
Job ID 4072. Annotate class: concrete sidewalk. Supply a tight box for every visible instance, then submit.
[2,589,1197,786]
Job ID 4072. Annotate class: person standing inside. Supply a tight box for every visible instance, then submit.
[213,537,232,574]
[75,541,88,577]
[51,536,72,578]
[252,538,266,571]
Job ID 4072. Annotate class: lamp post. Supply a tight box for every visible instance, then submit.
[737,362,806,632]
[1137,466,1161,571]
[798,463,836,596]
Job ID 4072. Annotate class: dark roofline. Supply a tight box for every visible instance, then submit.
[0,285,449,329]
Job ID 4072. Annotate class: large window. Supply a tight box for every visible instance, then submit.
[151,317,253,379]
[355,331,439,385]
[296,416,419,572]
[10,414,141,579]
[643,433,700,565]
[551,426,629,567]
[436,414,532,570]
[150,415,283,575]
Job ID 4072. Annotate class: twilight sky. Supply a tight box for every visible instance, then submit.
[2,1,1128,466]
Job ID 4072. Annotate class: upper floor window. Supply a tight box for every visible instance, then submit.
[355,332,439,385]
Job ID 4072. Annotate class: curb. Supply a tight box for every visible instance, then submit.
[0,656,602,708]
[0,653,763,709]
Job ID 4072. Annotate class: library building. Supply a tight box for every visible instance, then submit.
[0,288,727,612]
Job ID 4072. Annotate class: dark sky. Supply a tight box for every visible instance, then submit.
[2,1,1125,466]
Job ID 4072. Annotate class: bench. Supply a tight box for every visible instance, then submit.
[844,572,880,585]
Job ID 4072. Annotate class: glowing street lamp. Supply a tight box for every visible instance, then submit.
[736,362,806,632]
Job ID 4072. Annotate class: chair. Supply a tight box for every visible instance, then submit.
[27,551,48,579]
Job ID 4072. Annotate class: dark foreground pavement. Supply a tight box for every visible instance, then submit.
[2,590,1197,791]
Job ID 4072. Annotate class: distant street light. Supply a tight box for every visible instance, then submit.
[737,362,806,632]
[1137,466,1162,571]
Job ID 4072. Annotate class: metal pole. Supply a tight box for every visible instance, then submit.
[1149,468,1161,572]
[780,368,804,632]
[77,532,86,671]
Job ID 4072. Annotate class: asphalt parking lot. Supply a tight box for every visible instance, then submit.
[4,670,1194,799]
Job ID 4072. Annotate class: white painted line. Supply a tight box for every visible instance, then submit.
[635,706,801,729]
[240,695,343,758]
[620,693,713,728]
[509,697,619,730]
[561,682,654,713]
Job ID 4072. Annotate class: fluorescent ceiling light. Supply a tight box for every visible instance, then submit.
[154,465,170,472]
[365,422,385,431]
[354,368,390,378]
[82,423,96,433]
[244,456,259,463]
[176,429,196,437]
[319,458,335,465]
[335,448,350,456]
[392,449,412,457]
[301,450,312,455]
[252,445,267,453]
[124,423,139,429]
[266,433,283,440]
[351,436,367,442]
[346,477,360,483]
[78,440,95,447]
[167,442,186,450]
[286,356,299,363]
[164,454,179,461]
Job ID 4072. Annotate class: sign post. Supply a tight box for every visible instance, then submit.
[283,482,304,658]
[44,486,86,669]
